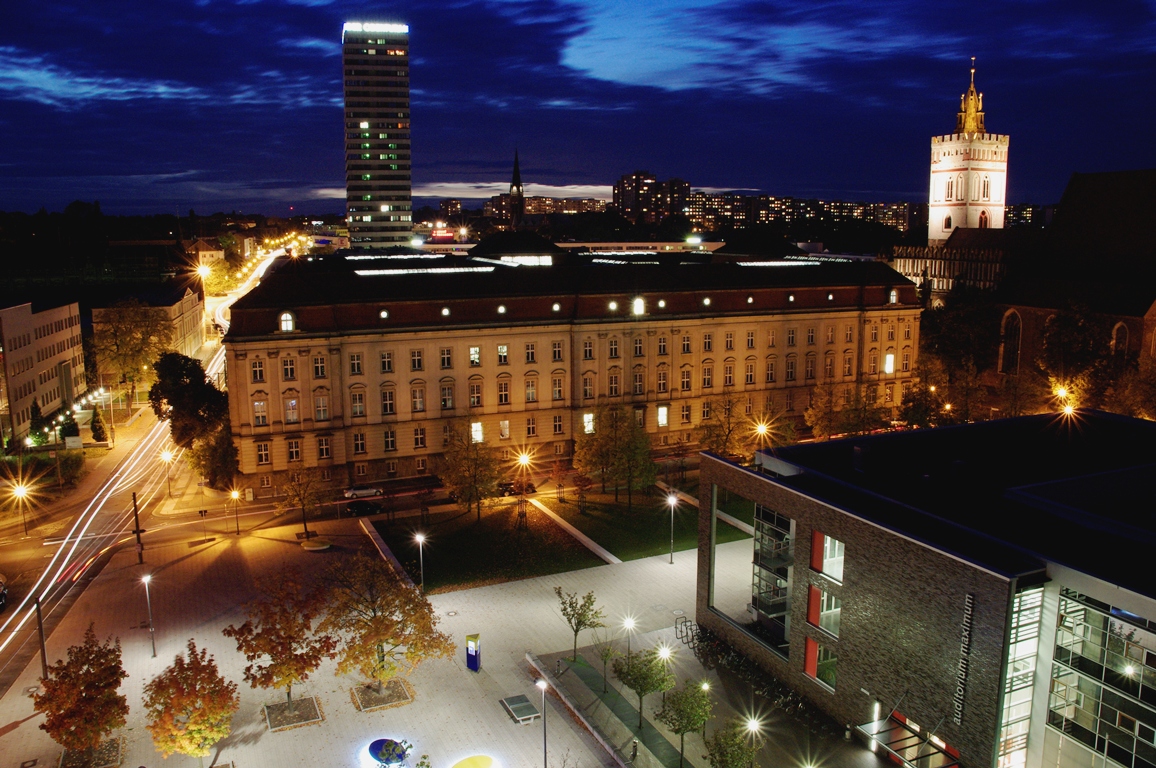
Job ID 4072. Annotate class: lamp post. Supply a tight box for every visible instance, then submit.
[667,493,678,564]
[536,678,548,768]
[745,717,763,768]
[142,574,156,658]
[231,489,241,534]
[415,533,426,592]
[623,617,636,656]
[11,482,29,536]
[160,449,173,498]
[658,644,673,704]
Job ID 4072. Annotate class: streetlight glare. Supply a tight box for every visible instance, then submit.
[623,617,635,630]
[535,678,548,690]
[1063,405,1075,416]
[667,494,677,507]
[755,422,769,436]
[12,483,28,499]
[196,264,211,278]
[414,533,426,544]
[657,644,672,660]
[142,574,151,584]
[160,450,173,462]
[518,452,532,467]
[745,716,762,734]
[230,489,240,500]
[1056,386,1068,399]
[701,681,710,691]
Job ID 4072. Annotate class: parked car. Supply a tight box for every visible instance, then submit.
[346,500,382,517]
[0,574,7,612]
[343,485,383,499]
[497,481,536,496]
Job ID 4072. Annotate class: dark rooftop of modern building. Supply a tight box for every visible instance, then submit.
[755,411,1156,597]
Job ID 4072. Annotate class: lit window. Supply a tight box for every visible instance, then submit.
[279,312,295,332]
[804,637,837,689]
[811,530,845,581]
[582,413,595,434]
[470,421,484,443]
[632,297,645,315]
[884,354,895,374]
[657,406,668,427]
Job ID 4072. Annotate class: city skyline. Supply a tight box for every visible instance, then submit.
[1,1,1154,214]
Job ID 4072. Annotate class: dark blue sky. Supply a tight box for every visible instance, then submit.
[2,1,1154,215]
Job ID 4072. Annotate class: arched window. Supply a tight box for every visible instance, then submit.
[1112,323,1129,355]
[982,175,991,200]
[889,289,899,304]
[278,312,295,332]
[945,178,953,200]
[978,210,989,229]
[999,310,1021,375]
[943,215,953,231]
[956,174,965,200]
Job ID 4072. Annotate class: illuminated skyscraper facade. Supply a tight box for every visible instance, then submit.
[342,22,412,249]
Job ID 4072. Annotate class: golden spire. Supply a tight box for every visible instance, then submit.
[955,56,986,135]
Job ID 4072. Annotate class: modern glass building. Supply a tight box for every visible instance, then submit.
[698,412,1156,768]
[342,22,412,249]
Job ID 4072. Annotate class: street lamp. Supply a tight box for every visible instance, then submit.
[10,481,30,536]
[415,533,426,591]
[142,574,156,658]
[657,644,674,704]
[667,494,678,564]
[744,717,763,768]
[160,449,173,497]
[230,489,241,535]
[622,617,636,656]
[536,678,548,768]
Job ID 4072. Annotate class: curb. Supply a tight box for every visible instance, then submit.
[358,518,416,588]
[526,651,630,768]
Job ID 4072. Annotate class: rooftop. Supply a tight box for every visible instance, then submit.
[755,411,1156,596]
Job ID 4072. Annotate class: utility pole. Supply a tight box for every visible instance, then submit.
[35,596,48,681]
[132,492,145,564]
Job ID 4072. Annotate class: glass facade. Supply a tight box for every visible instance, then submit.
[1049,589,1156,768]
[998,586,1043,768]
[752,504,794,656]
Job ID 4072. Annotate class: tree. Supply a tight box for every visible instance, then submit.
[610,415,655,512]
[59,408,80,438]
[222,573,337,711]
[187,421,238,490]
[278,468,326,538]
[89,405,109,442]
[554,587,606,661]
[694,394,749,460]
[591,631,619,693]
[839,385,890,435]
[1104,362,1156,420]
[148,352,228,449]
[573,473,593,515]
[897,378,942,429]
[655,680,714,767]
[804,382,840,440]
[573,405,626,494]
[92,299,173,403]
[550,459,567,501]
[918,286,999,421]
[612,649,675,729]
[142,639,239,765]
[319,553,455,694]
[440,418,502,520]
[33,624,129,761]
[1036,307,1118,408]
[28,400,48,446]
[703,720,762,768]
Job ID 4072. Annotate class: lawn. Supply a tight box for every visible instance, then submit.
[539,491,750,561]
[373,499,605,593]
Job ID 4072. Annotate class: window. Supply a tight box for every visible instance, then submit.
[823,356,834,379]
[703,333,713,352]
[681,370,691,391]
[413,427,426,448]
[553,415,564,434]
[499,420,510,439]
[804,357,815,380]
[381,389,395,415]
[469,346,481,366]
[884,353,895,374]
[633,372,644,395]
[552,377,564,401]
[766,359,776,383]
[315,395,329,420]
[383,428,396,451]
[904,324,912,340]
[253,400,268,426]
[787,329,796,347]
[808,586,841,637]
[608,339,619,358]
[785,390,794,411]
[256,442,270,464]
[415,457,427,474]
[582,340,593,360]
[582,413,595,434]
[498,380,510,404]
[885,383,894,402]
[317,436,330,459]
[469,383,482,407]
[658,336,668,355]
[380,352,392,374]
[869,354,878,375]
[746,331,755,349]
[553,341,563,362]
[287,439,301,462]
[470,422,483,443]
[843,355,853,377]
[811,530,845,581]
[525,378,537,402]
[768,329,776,347]
[804,637,837,689]
[887,325,895,342]
[351,391,365,416]
[282,358,296,381]
[634,338,644,357]
[353,432,366,454]
[411,386,425,412]
[870,325,878,342]
[582,377,593,399]
[279,312,295,332]
[825,327,834,345]
[526,417,536,436]
[725,332,734,351]
[525,343,536,363]
[657,405,668,427]
[498,344,509,365]
[807,328,815,345]
[251,360,265,383]
[355,463,367,477]
[785,358,796,381]
[745,363,755,384]
[411,350,423,371]
[441,384,454,409]
[682,335,691,353]
[657,371,668,393]
[889,289,899,305]
[350,353,363,376]
[284,398,299,424]
[608,374,619,397]
[441,348,453,369]
[844,326,853,344]
[702,401,711,420]
[681,404,691,423]
[724,364,734,386]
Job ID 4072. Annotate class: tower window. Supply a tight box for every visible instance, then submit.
[943,215,953,231]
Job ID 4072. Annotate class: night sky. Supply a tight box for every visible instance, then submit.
[2,1,1154,215]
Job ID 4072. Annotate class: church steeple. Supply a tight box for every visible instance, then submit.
[509,150,524,228]
[955,57,986,135]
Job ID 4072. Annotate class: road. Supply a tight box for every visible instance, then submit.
[0,250,281,696]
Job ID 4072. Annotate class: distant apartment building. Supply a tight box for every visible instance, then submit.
[612,172,689,225]
[691,194,918,233]
[439,199,462,218]
[484,195,608,219]
[0,301,87,445]
[342,21,412,249]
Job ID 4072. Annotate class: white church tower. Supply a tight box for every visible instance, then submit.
[928,59,1010,246]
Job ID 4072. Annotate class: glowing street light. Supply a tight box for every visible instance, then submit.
[622,617,637,656]
[230,488,241,535]
[415,533,426,591]
[744,716,764,767]
[142,574,157,658]
[1063,404,1075,416]
[9,481,31,536]
[536,679,549,768]
[667,494,678,564]
[196,263,211,279]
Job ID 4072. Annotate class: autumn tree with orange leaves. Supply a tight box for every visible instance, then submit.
[143,640,239,766]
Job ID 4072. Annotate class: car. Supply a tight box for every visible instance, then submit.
[0,574,7,612]
[346,500,382,517]
[344,485,383,499]
[497,481,536,496]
